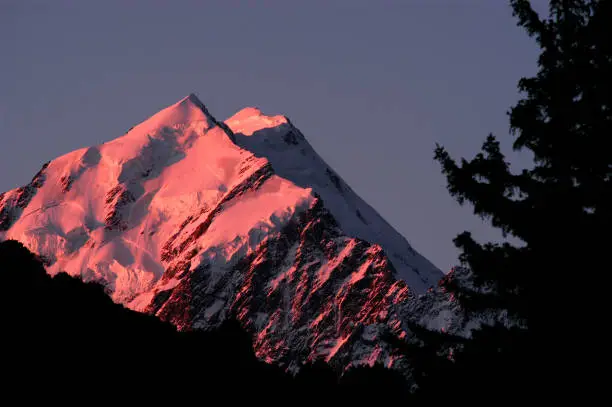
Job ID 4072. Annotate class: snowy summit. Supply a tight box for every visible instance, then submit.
[0,94,443,371]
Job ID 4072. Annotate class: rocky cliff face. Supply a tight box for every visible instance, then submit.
[146,196,415,371]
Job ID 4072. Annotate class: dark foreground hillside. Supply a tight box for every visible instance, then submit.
[0,239,410,403]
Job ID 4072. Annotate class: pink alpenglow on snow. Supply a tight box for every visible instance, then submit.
[0,94,444,372]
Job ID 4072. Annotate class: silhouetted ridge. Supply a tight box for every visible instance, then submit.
[0,240,412,403]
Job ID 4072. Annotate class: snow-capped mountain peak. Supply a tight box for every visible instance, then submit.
[226,106,290,136]
[225,107,440,292]
[138,93,216,132]
[0,94,444,372]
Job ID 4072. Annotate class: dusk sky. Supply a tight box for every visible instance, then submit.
[0,0,546,272]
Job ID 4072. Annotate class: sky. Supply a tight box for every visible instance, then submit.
[0,0,547,273]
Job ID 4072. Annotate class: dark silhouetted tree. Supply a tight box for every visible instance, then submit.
[426,0,611,401]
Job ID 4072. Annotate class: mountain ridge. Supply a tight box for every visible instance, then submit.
[0,93,445,371]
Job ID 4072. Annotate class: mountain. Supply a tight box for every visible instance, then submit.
[0,94,443,371]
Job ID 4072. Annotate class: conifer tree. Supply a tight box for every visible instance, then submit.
[436,0,611,328]
[427,0,611,400]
